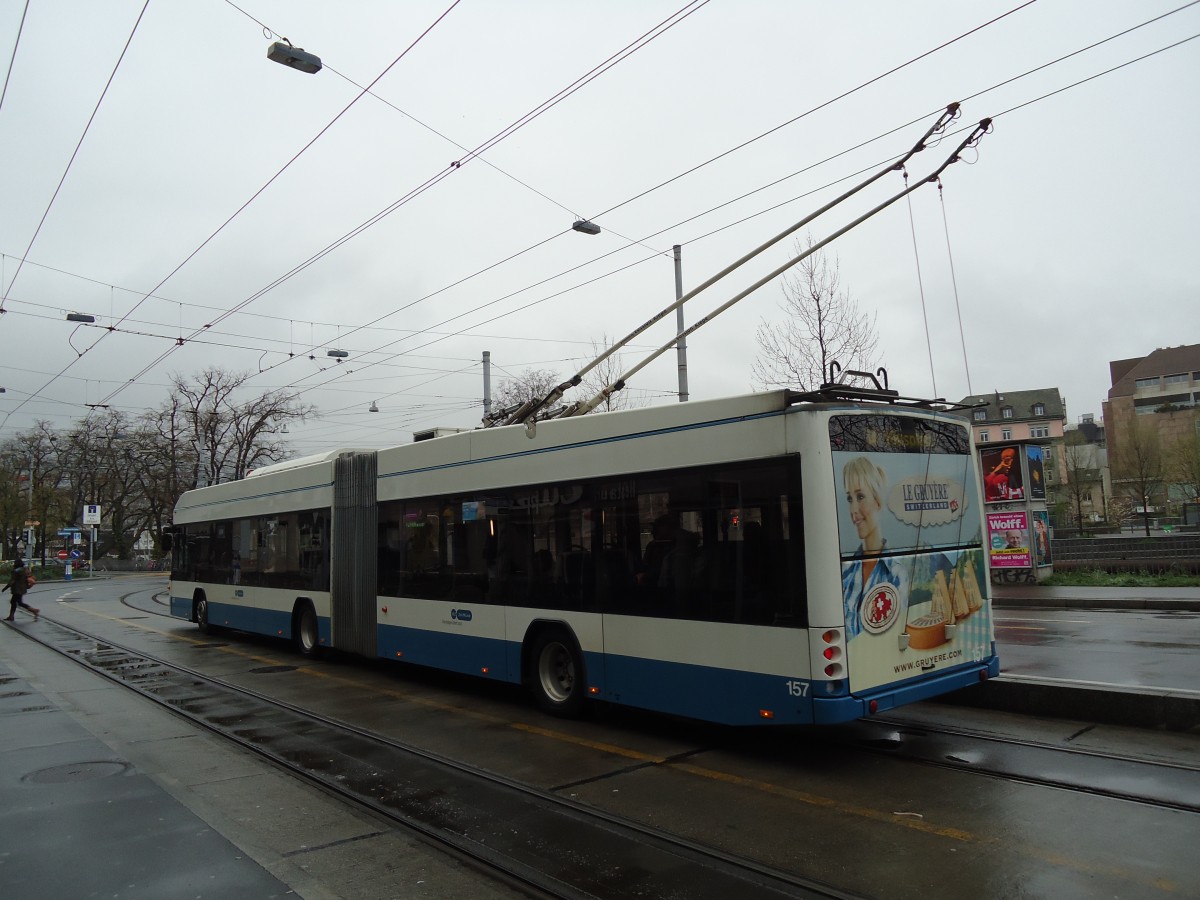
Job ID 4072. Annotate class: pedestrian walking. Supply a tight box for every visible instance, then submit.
[3,557,40,621]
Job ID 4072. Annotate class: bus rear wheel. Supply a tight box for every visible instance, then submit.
[294,603,321,659]
[195,596,219,635]
[530,629,585,717]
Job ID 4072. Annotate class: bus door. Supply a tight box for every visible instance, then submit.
[332,451,379,656]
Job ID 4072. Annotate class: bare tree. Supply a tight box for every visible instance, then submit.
[1112,421,1164,536]
[493,368,560,414]
[167,368,313,485]
[1168,429,1200,503]
[1060,430,1103,533]
[752,235,879,391]
[578,334,648,413]
[1,425,71,563]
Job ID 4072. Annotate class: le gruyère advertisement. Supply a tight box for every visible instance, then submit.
[831,415,993,693]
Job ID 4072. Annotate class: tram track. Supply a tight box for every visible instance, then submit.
[6,611,859,900]
[26,588,1200,821]
[826,714,1200,814]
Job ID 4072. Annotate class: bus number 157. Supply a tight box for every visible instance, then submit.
[785,680,809,697]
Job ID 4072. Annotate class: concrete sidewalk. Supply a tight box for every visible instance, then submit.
[993,583,1200,611]
[964,583,1200,730]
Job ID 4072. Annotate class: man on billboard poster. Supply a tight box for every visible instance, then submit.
[982,446,1024,502]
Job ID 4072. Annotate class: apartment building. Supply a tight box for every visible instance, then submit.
[1103,343,1200,513]
[957,388,1069,494]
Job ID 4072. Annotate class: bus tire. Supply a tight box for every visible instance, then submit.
[294,602,322,659]
[529,628,586,717]
[195,594,219,635]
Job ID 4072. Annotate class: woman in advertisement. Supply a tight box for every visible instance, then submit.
[840,457,905,639]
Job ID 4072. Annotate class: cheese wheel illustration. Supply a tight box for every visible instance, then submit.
[906,613,947,649]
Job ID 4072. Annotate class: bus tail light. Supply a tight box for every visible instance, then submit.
[814,628,846,682]
[759,709,775,719]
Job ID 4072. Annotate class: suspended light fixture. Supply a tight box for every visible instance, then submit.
[267,40,322,74]
[369,401,379,413]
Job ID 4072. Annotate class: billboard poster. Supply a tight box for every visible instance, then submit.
[982,445,1024,502]
[988,510,1031,568]
[831,414,992,693]
[1032,510,1052,566]
[1027,445,1047,500]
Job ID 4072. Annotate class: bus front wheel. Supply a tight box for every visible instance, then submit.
[529,629,585,717]
[294,603,321,659]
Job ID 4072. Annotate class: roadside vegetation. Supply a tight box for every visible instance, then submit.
[1042,568,1200,588]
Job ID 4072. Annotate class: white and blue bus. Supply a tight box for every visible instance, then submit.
[167,387,998,725]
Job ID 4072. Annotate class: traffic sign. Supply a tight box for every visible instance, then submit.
[57,549,69,560]
[83,504,101,525]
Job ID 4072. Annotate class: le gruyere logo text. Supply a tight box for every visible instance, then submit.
[889,477,967,526]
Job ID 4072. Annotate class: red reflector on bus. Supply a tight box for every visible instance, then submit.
[759,709,774,719]
[979,670,989,682]
[382,606,388,614]
[869,700,879,714]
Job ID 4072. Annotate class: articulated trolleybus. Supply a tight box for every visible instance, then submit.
[168,382,998,725]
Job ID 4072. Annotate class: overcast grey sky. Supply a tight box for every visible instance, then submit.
[2,0,1197,456]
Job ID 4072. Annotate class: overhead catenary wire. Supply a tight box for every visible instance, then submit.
[497,104,966,426]
[88,0,711,410]
[939,179,973,396]
[902,167,938,398]
[359,24,1200,427]
[0,0,150,314]
[0,0,1094,422]
[213,4,1194,418]
[3,6,1194,438]
[276,1,1042,400]
[0,0,30,116]
[560,119,994,421]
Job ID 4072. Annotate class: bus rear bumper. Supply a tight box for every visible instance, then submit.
[812,658,1001,724]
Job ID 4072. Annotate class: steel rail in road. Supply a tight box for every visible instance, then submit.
[6,610,859,900]
[840,715,1200,814]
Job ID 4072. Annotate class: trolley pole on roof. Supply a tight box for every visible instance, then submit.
[674,245,689,402]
